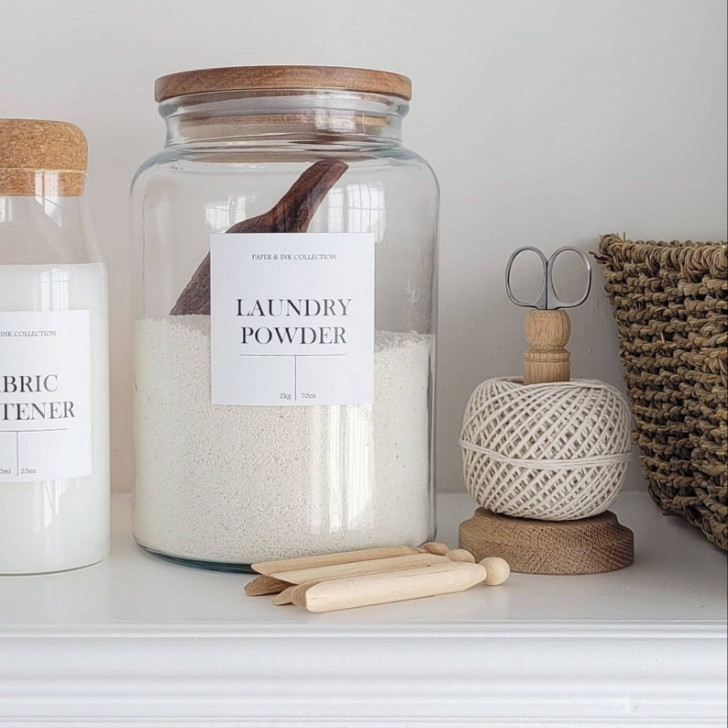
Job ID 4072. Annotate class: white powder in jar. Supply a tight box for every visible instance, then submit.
[133,315,433,565]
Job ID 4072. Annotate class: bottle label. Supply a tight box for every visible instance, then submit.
[0,310,92,482]
[210,233,375,406]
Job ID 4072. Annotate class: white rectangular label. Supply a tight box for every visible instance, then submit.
[210,233,375,406]
[0,310,92,482]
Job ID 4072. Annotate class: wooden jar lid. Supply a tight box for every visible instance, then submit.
[155,65,412,103]
[0,119,87,196]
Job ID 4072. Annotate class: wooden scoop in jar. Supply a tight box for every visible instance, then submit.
[171,159,348,316]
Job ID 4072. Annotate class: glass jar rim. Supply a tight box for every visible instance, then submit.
[155,65,412,103]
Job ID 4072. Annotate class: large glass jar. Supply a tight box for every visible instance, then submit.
[131,66,438,570]
[0,119,110,574]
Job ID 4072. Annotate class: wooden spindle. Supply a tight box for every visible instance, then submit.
[523,309,571,385]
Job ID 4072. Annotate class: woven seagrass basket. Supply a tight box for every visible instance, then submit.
[596,234,727,550]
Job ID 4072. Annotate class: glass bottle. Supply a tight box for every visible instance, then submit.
[131,66,438,570]
[0,119,110,574]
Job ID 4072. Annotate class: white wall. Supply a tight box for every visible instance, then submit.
[1,0,725,493]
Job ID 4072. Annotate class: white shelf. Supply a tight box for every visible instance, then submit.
[0,491,725,727]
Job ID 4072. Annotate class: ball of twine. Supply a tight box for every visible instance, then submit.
[460,378,632,521]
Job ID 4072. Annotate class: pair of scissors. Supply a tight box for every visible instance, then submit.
[505,246,592,310]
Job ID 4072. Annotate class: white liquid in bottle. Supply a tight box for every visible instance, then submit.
[0,262,109,573]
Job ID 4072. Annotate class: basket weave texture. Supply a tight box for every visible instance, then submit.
[596,234,727,550]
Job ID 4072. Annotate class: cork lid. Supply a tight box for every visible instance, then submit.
[0,119,87,196]
[155,65,412,103]
[0,119,87,171]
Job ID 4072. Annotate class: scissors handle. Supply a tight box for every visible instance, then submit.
[505,246,548,309]
[546,246,592,310]
[505,245,592,310]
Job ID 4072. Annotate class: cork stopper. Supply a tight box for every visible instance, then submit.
[0,119,87,196]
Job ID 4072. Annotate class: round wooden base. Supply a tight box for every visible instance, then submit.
[459,508,634,575]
